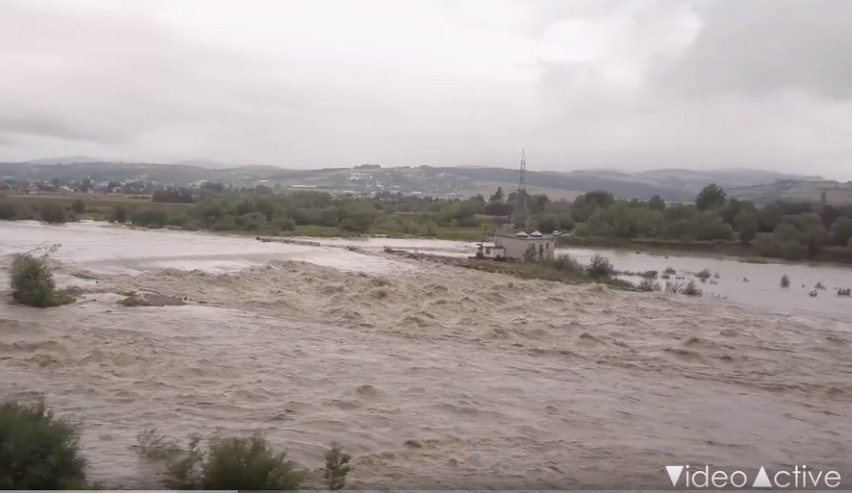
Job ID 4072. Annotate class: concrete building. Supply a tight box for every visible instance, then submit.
[493,231,555,261]
[476,242,507,259]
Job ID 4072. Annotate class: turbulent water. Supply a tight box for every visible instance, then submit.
[1,221,851,488]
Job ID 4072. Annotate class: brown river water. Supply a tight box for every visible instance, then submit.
[1,221,851,488]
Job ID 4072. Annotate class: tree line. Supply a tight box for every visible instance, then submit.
[3,183,852,261]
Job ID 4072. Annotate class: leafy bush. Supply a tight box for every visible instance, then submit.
[782,239,806,261]
[144,432,304,490]
[10,248,73,307]
[0,198,20,220]
[39,203,66,223]
[131,209,169,228]
[780,274,790,288]
[663,266,677,275]
[586,254,614,278]
[522,244,538,262]
[695,268,711,281]
[637,277,661,292]
[324,443,352,490]
[110,204,129,223]
[665,280,683,294]
[551,254,582,273]
[682,280,703,296]
[0,401,87,489]
[71,199,86,214]
[275,217,296,231]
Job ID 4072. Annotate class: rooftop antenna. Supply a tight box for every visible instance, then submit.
[513,149,528,231]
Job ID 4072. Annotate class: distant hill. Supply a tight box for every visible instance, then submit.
[728,180,852,205]
[1,159,843,204]
[24,156,103,165]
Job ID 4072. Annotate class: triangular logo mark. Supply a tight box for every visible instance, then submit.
[753,466,772,488]
[666,465,684,487]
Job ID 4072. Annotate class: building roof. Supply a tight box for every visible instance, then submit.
[495,233,553,240]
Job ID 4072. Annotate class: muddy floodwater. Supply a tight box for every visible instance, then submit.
[1,221,851,488]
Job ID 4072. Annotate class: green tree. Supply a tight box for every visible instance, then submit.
[488,187,504,203]
[830,217,852,246]
[695,184,727,211]
[534,213,559,234]
[757,203,784,232]
[648,195,666,211]
[734,210,759,245]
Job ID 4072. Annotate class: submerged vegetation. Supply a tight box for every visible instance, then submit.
[9,245,74,307]
[135,427,350,489]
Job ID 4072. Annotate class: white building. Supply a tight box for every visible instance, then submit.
[493,231,555,261]
[476,242,507,259]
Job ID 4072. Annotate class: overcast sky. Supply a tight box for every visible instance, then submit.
[2,0,851,178]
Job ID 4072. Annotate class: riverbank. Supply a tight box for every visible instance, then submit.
[559,235,852,265]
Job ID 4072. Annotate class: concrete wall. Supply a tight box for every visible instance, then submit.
[494,236,555,261]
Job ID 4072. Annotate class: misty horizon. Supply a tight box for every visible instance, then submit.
[3,1,852,180]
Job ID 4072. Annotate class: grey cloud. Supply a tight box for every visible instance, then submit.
[649,0,852,99]
[0,0,850,178]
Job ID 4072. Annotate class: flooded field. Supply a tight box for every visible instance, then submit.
[1,221,851,488]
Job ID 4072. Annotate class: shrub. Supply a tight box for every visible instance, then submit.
[782,239,806,261]
[111,204,129,223]
[522,244,538,262]
[131,209,169,228]
[0,401,87,489]
[10,249,73,307]
[551,254,582,273]
[663,266,677,275]
[39,203,66,223]
[682,280,702,296]
[637,277,661,292]
[275,217,297,231]
[324,443,352,490]
[70,199,86,214]
[152,433,304,490]
[695,268,711,281]
[0,198,19,220]
[586,254,614,278]
[665,280,683,294]
[780,274,790,288]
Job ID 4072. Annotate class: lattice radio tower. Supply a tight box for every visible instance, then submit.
[514,149,528,231]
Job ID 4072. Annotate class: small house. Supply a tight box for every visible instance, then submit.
[494,230,555,261]
[476,242,507,259]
